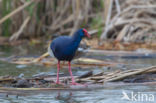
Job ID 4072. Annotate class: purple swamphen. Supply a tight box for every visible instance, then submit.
[48,28,90,85]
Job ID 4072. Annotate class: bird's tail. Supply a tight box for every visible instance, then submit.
[48,45,54,57]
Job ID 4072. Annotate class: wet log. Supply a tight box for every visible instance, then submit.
[78,71,93,78]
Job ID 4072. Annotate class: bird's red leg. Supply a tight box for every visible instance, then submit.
[68,61,79,85]
[56,61,60,84]
[68,62,88,86]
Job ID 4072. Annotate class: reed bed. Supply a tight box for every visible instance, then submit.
[0,0,104,40]
[0,0,155,43]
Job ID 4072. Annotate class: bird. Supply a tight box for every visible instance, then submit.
[48,28,90,85]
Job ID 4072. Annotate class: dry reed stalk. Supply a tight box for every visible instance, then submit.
[10,16,30,41]
[0,0,34,24]
[103,66,156,82]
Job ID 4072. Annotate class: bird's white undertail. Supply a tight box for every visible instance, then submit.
[48,45,54,57]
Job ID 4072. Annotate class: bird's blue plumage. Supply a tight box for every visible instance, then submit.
[50,29,85,61]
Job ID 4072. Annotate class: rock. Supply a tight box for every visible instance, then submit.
[18,73,24,78]
[78,71,93,78]
[15,79,32,88]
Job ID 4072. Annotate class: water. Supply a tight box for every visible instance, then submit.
[0,45,156,103]
[0,85,155,103]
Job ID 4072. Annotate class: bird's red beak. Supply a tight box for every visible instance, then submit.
[83,29,90,38]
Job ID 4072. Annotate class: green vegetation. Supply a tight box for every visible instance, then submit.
[2,0,12,37]
[90,16,103,37]
[25,0,35,17]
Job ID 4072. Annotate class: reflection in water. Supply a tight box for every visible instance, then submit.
[0,83,156,103]
[56,92,78,103]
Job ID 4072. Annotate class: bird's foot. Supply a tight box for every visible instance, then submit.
[55,81,64,85]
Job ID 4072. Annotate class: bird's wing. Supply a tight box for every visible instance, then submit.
[51,36,72,53]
